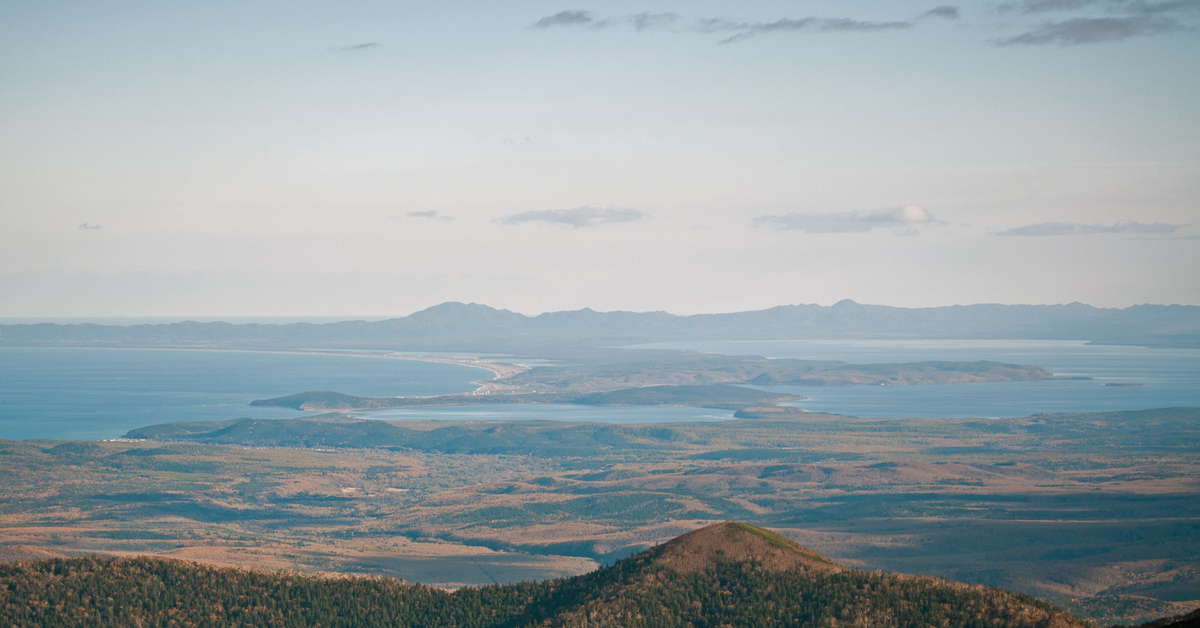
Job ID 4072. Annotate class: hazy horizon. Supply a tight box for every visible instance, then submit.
[3,1,1198,317]
[2,297,1197,326]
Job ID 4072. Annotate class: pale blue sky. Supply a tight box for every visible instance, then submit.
[2,1,1197,316]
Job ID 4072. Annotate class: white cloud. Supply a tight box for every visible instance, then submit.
[754,205,938,233]
[400,211,454,221]
[500,204,645,228]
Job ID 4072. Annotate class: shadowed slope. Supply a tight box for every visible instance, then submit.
[1127,608,1200,628]
[0,522,1092,628]
[546,522,1087,628]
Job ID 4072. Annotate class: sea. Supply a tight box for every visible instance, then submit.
[630,339,1200,419]
[0,348,489,441]
[1,340,1197,441]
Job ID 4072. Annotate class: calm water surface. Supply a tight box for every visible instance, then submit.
[352,404,734,424]
[3,340,1197,440]
[0,348,489,441]
[630,339,1200,418]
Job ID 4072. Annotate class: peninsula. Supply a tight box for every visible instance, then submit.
[248,354,1062,412]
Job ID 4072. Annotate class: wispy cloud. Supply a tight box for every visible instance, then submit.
[754,205,938,234]
[401,211,454,221]
[532,10,596,29]
[78,223,103,230]
[532,10,680,31]
[1129,0,1200,15]
[924,6,962,19]
[1001,0,1200,13]
[699,17,913,44]
[995,0,1197,43]
[531,8,952,42]
[532,3,1192,46]
[628,12,681,31]
[997,220,1183,235]
[332,43,381,51]
[999,0,1105,13]
[501,204,645,228]
[995,15,1184,44]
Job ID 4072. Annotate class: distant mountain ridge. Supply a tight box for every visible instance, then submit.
[1,300,1197,351]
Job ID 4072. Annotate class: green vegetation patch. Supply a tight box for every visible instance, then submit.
[0,549,1086,628]
[727,522,795,549]
[528,493,682,523]
[727,522,837,565]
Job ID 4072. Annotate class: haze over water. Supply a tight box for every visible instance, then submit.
[634,339,1200,418]
[0,348,488,441]
[2,340,1196,441]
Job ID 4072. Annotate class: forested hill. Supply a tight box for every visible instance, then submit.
[0,522,1088,628]
[1,300,1197,351]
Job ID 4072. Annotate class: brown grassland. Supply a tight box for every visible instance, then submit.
[1,407,1198,625]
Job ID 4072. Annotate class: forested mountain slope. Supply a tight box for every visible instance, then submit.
[0,523,1088,628]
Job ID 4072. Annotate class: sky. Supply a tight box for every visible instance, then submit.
[1,0,1198,317]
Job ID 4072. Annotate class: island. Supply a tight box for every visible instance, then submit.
[249,353,1063,412]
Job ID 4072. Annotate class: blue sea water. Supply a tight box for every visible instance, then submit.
[0,348,490,441]
[2,340,1197,441]
[630,339,1200,418]
[351,404,734,424]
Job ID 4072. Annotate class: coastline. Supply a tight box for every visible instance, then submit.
[395,354,530,381]
[0,344,525,392]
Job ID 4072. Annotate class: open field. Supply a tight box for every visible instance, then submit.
[2,407,1198,624]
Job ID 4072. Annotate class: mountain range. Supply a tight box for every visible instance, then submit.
[2,300,1198,351]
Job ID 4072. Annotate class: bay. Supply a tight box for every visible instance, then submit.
[629,339,1200,418]
[0,347,490,441]
[5,339,1198,442]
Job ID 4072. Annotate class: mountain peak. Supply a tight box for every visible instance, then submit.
[650,522,842,574]
[409,301,505,316]
[403,301,527,326]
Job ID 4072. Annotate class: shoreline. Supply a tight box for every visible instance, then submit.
[0,344,526,392]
